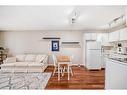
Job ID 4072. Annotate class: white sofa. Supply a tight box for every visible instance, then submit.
[0,54,48,72]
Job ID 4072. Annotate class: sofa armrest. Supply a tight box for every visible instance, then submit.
[4,57,16,63]
[42,56,48,64]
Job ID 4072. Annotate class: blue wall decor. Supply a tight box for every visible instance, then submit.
[51,40,59,51]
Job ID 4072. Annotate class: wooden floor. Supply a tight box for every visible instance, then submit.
[45,66,105,89]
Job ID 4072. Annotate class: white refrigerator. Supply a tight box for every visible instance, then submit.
[86,41,102,70]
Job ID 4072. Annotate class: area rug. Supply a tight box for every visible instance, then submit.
[0,72,52,90]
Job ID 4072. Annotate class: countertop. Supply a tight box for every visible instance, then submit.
[108,58,127,66]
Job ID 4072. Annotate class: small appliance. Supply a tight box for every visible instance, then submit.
[117,43,127,54]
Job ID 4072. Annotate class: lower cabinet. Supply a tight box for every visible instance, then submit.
[105,59,127,89]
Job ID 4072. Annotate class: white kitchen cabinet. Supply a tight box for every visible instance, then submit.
[102,33,109,43]
[101,33,109,45]
[85,33,91,40]
[91,33,97,40]
[96,33,109,45]
[120,28,127,41]
[85,33,97,40]
[96,33,103,42]
[109,30,120,42]
[85,33,109,44]
[105,59,127,89]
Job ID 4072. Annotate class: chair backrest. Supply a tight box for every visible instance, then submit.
[70,55,74,64]
[52,54,57,66]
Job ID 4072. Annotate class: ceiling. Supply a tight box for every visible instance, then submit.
[0,6,126,31]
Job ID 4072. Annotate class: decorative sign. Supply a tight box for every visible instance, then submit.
[51,41,59,51]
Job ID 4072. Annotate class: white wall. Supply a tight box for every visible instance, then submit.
[0,30,84,65]
[0,32,2,46]
[83,33,86,66]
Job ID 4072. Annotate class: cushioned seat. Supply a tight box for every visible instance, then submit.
[27,62,43,67]
[1,63,15,67]
[14,62,28,66]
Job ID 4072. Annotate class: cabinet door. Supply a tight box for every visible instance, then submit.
[102,33,109,42]
[109,31,120,42]
[105,59,127,89]
[85,33,91,40]
[85,33,97,40]
[120,28,127,41]
[96,33,103,42]
[102,33,109,45]
[96,33,109,45]
[91,33,97,40]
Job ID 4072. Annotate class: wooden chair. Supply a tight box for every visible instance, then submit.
[52,54,63,76]
[62,55,74,77]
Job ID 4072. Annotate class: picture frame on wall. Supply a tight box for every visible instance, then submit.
[51,40,59,51]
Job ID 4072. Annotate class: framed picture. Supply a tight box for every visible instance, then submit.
[51,40,59,51]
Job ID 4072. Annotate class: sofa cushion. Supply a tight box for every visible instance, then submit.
[14,62,28,66]
[1,63,15,67]
[35,55,46,63]
[16,55,26,62]
[4,57,16,63]
[25,54,36,62]
[28,62,43,67]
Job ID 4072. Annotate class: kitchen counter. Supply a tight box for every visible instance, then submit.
[108,58,127,66]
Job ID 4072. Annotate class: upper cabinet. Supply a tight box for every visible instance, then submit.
[85,33,97,40]
[91,33,97,40]
[100,33,109,45]
[96,33,103,42]
[84,33,109,45]
[119,28,127,41]
[109,30,120,42]
[96,33,109,45]
[84,27,127,43]
[108,27,127,42]
[85,33,91,40]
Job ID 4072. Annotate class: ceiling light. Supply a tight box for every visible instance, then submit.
[71,11,77,24]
